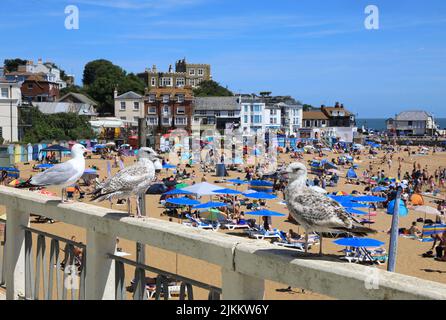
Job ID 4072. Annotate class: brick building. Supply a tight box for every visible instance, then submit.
[144,87,194,135]
[21,74,60,103]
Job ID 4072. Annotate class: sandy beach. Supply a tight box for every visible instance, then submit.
[2,145,446,300]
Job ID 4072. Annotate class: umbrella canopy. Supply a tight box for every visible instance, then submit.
[352,196,386,203]
[175,183,189,189]
[387,199,409,216]
[193,201,228,209]
[213,188,243,195]
[163,164,176,169]
[163,189,193,196]
[372,186,388,192]
[83,169,98,175]
[345,208,369,215]
[182,182,224,196]
[336,191,350,196]
[200,209,226,221]
[165,197,200,206]
[227,179,248,185]
[35,163,54,169]
[40,145,71,153]
[329,195,355,202]
[243,192,277,200]
[338,201,371,208]
[413,205,441,216]
[246,209,286,217]
[333,237,385,248]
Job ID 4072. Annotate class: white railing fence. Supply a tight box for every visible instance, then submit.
[1,186,446,300]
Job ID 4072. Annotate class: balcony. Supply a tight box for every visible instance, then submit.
[1,187,446,300]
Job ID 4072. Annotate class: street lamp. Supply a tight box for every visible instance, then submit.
[10,85,13,142]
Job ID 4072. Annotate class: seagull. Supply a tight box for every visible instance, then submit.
[19,144,88,202]
[279,162,376,255]
[90,147,162,217]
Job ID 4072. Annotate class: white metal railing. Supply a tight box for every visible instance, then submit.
[1,186,446,300]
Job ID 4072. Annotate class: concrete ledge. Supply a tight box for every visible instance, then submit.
[2,186,446,300]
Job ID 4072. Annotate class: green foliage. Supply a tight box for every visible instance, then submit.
[21,108,96,144]
[193,80,233,97]
[4,58,27,72]
[82,60,145,114]
[59,85,85,97]
[302,104,315,112]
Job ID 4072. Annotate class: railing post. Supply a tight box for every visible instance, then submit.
[221,269,265,300]
[85,230,116,300]
[5,208,29,300]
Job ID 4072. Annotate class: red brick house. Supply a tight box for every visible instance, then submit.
[21,74,60,103]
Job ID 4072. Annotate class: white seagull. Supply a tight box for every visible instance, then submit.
[90,147,162,217]
[20,144,88,202]
[280,162,376,255]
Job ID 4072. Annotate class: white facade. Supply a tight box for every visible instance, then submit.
[0,81,21,142]
[279,102,303,135]
[24,59,67,89]
[114,91,145,127]
[240,101,267,133]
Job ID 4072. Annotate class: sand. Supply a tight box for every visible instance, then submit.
[2,146,446,300]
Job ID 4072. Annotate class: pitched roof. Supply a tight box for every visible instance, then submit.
[115,91,143,100]
[59,92,98,106]
[303,110,329,120]
[395,110,432,121]
[34,102,97,116]
[194,97,239,111]
[322,107,352,116]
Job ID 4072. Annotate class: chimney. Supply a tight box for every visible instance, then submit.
[152,65,157,72]
[340,104,344,109]
[168,64,172,73]
[114,87,118,99]
[38,58,43,65]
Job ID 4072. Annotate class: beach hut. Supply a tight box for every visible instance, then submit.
[14,144,21,163]
[27,144,33,162]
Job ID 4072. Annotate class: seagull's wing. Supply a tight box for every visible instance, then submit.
[91,162,155,201]
[288,188,353,229]
[30,161,79,186]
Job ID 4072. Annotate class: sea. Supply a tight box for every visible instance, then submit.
[356,118,446,131]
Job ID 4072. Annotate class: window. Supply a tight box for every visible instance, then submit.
[162,117,170,125]
[120,102,126,110]
[148,107,156,114]
[177,106,185,115]
[189,69,195,76]
[270,109,277,116]
[176,78,185,87]
[244,115,248,123]
[214,111,221,117]
[163,106,170,114]
[198,69,204,76]
[147,117,158,125]
[160,77,172,87]
[148,94,156,103]
[28,83,33,90]
[1,88,8,98]
[270,118,276,124]
[162,95,170,103]
[0,127,2,138]
[228,111,234,117]
[244,105,248,113]
[251,115,262,124]
[306,120,311,127]
[120,116,126,120]
[133,102,140,110]
[151,77,156,86]
[408,121,413,126]
[134,117,139,122]
[175,117,187,125]
[177,94,185,103]
[188,79,195,86]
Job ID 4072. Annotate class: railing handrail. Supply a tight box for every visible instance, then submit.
[1,186,446,300]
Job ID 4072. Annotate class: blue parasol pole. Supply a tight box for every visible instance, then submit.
[387,187,402,272]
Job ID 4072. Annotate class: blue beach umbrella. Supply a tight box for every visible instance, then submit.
[193,201,228,209]
[338,201,371,208]
[352,196,386,203]
[243,192,277,200]
[372,186,388,192]
[246,209,286,217]
[329,195,355,202]
[345,208,369,215]
[333,238,385,248]
[163,189,193,196]
[387,199,408,217]
[166,197,200,206]
[36,163,54,169]
[213,188,243,195]
[163,163,177,169]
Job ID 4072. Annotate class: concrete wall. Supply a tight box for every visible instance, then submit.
[1,186,446,300]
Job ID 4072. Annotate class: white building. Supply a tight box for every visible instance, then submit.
[0,80,21,142]
[240,97,267,134]
[278,102,303,135]
[21,59,67,89]
[114,90,145,127]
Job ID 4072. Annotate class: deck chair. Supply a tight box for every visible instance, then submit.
[183,214,220,231]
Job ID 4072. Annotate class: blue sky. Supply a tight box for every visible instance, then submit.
[1,0,445,117]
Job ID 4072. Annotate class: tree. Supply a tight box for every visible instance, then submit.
[193,80,233,97]
[59,85,85,97]
[4,58,27,72]
[21,108,96,144]
[82,60,145,114]
[302,104,315,112]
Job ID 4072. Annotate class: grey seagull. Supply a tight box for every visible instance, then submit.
[90,147,162,217]
[280,162,376,255]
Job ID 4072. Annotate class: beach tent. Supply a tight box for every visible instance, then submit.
[27,144,33,162]
[146,183,168,195]
[346,168,358,179]
[387,199,408,217]
[410,194,424,206]
[182,182,224,196]
[40,145,71,162]
[420,224,446,242]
